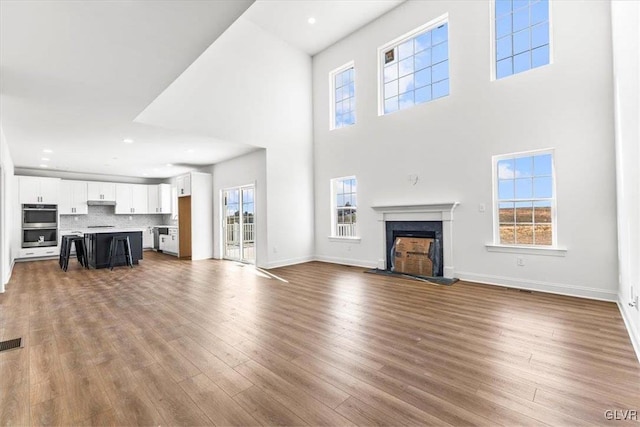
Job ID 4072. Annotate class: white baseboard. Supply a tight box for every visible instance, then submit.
[314,255,378,269]
[617,299,640,363]
[263,255,316,269]
[455,271,618,302]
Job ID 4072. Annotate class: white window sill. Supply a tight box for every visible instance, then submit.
[485,244,567,257]
[328,236,361,243]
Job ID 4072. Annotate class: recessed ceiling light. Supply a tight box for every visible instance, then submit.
[39,164,48,168]
[123,138,134,144]
[186,149,195,153]
[41,157,50,161]
[166,163,173,167]
[308,17,316,24]
[43,149,53,153]
[143,173,149,176]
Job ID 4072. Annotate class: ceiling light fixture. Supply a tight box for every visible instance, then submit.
[39,164,48,168]
[41,157,50,161]
[186,149,194,153]
[43,149,53,153]
[308,17,316,24]
[166,163,173,167]
[123,138,134,144]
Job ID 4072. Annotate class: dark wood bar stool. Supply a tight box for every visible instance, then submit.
[60,235,88,272]
[108,235,133,270]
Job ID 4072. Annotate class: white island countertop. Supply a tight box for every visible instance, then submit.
[59,227,149,235]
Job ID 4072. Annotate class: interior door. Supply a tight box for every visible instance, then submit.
[223,185,255,263]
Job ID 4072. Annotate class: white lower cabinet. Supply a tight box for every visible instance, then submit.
[18,247,59,259]
[159,228,178,255]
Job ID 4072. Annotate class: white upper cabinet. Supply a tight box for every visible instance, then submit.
[148,184,171,214]
[115,183,148,214]
[19,176,61,204]
[132,185,149,214]
[87,181,116,201]
[59,180,88,215]
[177,174,191,197]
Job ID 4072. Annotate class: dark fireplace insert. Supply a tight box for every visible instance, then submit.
[385,221,444,277]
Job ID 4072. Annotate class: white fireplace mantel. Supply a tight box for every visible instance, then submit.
[371,202,459,278]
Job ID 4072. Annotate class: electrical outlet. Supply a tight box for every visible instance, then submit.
[517,257,525,266]
[273,246,278,253]
[478,203,486,213]
[128,216,132,221]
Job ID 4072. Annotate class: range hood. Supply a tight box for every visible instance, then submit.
[87,200,116,206]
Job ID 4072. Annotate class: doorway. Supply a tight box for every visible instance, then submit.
[223,185,255,263]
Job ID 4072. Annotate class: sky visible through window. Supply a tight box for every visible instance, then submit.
[497,153,553,245]
[334,67,355,128]
[383,22,449,114]
[335,177,357,237]
[496,0,550,79]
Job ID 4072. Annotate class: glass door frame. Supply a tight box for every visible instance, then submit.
[221,183,256,264]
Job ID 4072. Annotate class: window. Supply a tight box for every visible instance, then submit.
[495,0,550,79]
[494,150,555,246]
[379,16,449,115]
[331,177,357,238]
[330,62,355,129]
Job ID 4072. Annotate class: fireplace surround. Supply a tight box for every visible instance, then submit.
[371,202,459,278]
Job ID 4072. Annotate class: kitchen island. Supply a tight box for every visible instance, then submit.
[83,229,143,269]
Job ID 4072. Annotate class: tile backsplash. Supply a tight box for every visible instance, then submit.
[60,205,172,229]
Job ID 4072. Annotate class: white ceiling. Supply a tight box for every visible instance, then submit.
[0,0,404,179]
[243,0,405,56]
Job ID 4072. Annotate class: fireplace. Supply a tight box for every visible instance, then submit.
[386,221,443,276]
[371,202,459,279]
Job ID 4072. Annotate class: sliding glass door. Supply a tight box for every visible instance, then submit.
[223,185,255,263]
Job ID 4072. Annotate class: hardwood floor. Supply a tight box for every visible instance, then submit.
[1,251,638,426]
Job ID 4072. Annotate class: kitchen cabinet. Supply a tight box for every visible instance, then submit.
[84,231,143,268]
[115,184,148,214]
[19,176,61,204]
[177,172,212,260]
[87,182,116,202]
[159,228,178,255]
[148,183,171,214]
[59,180,88,215]
[177,174,191,197]
[18,246,59,259]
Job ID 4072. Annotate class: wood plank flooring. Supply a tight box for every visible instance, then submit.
[1,251,639,426]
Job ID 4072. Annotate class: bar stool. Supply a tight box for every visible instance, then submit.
[108,235,133,270]
[60,235,87,272]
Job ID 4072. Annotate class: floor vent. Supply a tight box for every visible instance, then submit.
[0,338,22,352]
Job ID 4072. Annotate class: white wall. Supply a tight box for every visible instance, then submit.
[612,0,640,360]
[0,125,16,290]
[209,150,267,265]
[313,0,618,300]
[136,17,315,268]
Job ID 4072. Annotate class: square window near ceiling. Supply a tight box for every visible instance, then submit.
[494,0,550,80]
[379,16,449,115]
[330,62,355,129]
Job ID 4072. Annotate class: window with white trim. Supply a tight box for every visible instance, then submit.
[494,150,555,246]
[330,62,355,129]
[495,0,550,79]
[331,176,357,238]
[379,16,449,115]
